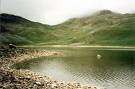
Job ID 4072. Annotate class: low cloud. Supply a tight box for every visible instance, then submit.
[1,0,135,25]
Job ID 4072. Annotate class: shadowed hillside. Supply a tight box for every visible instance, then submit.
[0,10,135,46]
[0,13,57,45]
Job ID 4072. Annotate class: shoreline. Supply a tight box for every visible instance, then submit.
[0,48,100,89]
[20,45,135,49]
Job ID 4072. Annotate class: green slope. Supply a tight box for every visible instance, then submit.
[0,13,57,45]
[51,10,135,45]
[0,10,135,46]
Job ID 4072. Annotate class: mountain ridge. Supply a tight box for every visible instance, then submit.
[0,10,135,46]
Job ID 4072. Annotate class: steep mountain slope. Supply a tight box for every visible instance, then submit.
[0,10,135,46]
[52,10,135,45]
[0,13,57,45]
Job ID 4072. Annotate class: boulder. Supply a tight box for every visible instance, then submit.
[9,44,16,49]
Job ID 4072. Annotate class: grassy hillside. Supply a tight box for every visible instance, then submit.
[0,14,57,45]
[51,10,135,46]
[0,10,135,46]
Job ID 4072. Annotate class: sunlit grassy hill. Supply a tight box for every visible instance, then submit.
[0,10,135,46]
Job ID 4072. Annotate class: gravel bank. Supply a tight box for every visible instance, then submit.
[0,48,101,89]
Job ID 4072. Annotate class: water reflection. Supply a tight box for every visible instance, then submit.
[14,48,135,89]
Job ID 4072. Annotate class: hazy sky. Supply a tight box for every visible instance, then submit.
[1,0,135,25]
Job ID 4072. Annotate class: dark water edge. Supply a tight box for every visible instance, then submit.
[13,47,135,89]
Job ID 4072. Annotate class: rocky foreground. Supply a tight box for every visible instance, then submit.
[0,47,100,89]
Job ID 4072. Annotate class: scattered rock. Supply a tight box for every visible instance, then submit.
[0,75,3,81]
[51,83,58,88]
[35,81,42,86]
[0,48,100,89]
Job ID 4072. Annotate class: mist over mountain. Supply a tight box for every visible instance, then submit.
[2,0,135,25]
[0,10,135,46]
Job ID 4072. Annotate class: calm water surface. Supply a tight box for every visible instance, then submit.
[14,47,135,89]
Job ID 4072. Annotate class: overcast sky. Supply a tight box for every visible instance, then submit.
[1,0,135,25]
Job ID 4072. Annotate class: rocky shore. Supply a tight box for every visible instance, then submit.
[0,47,100,89]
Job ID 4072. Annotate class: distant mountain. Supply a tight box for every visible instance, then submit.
[0,13,56,45]
[0,10,135,46]
[0,13,30,23]
[54,10,135,45]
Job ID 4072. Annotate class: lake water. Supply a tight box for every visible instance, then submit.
[14,47,135,89]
